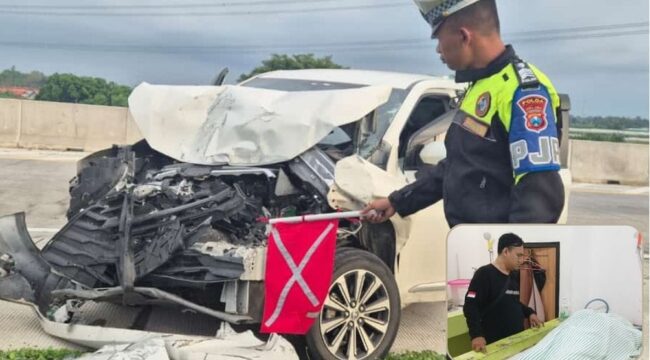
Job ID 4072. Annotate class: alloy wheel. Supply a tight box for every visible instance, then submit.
[319,269,391,360]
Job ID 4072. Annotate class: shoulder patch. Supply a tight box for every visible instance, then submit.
[475,92,491,117]
[517,95,548,133]
[512,59,540,89]
[467,291,477,298]
[509,85,560,175]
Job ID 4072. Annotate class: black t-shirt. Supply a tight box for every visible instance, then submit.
[462,264,535,344]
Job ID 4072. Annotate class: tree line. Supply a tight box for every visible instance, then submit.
[2,57,648,132]
[1,54,343,107]
[570,115,648,130]
[0,67,131,107]
[0,66,47,88]
[36,73,131,107]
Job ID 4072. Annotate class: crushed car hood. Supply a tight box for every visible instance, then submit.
[129,82,392,166]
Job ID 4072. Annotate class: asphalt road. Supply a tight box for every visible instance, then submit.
[568,190,649,246]
[0,149,647,356]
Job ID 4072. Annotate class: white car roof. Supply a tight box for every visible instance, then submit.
[251,69,461,90]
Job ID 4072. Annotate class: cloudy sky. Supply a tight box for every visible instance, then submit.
[0,0,647,117]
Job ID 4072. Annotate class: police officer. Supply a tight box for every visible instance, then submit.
[364,0,564,226]
[463,233,543,352]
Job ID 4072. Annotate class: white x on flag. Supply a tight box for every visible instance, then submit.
[263,222,335,328]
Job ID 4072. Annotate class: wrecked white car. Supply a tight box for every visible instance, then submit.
[0,69,571,360]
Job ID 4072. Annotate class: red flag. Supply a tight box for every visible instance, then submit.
[261,219,338,334]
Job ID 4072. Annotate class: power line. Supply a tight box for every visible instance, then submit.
[0,3,407,16]
[503,21,648,36]
[0,29,645,55]
[0,22,642,53]
[228,30,650,52]
[0,0,372,10]
[509,29,649,43]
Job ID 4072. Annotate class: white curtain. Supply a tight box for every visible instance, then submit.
[528,276,546,322]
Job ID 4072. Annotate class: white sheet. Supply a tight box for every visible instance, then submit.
[513,309,642,360]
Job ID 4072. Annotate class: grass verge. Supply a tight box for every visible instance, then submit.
[387,350,447,360]
[0,348,447,360]
[0,349,84,360]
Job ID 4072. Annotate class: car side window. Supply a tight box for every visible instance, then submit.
[402,108,456,171]
[317,122,357,161]
[398,95,450,159]
[319,126,353,146]
[360,90,408,169]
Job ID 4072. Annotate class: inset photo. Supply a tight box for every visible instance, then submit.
[446,225,644,359]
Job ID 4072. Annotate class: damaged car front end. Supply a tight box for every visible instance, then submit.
[0,140,348,319]
[0,79,414,359]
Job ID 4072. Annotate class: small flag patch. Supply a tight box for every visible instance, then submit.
[467,291,477,298]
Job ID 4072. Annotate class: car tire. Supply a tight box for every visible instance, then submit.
[305,247,401,360]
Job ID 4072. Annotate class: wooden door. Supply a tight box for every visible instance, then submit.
[520,243,559,323]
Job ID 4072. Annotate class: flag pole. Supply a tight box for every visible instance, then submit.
[267,210,372,224]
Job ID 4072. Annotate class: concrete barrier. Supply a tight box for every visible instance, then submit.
[0,99,647,186]
[0,99,21,147]
[125,110,143,144]
[0,99,141,151]
[19,101,129,151]
[570,140,649,186]
[20,100,79,149]
[76,104,128,151]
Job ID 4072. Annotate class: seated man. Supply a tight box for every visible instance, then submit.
[463,233,543,352]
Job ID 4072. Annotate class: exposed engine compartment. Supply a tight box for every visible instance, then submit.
[11,139,353,323]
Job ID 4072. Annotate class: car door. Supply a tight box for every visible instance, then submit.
[329,83,462,306]
[391,105,456,305]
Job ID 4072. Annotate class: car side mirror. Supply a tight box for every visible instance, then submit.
[419,141,446,165]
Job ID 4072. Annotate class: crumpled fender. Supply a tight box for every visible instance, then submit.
[0,212,72,312]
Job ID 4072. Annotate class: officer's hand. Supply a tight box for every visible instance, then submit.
[362,198,396,223]
[529,314,543,328]
[471,337,487,353]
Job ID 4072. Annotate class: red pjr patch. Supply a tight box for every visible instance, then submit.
[517,95,548,133]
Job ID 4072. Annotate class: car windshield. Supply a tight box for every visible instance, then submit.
[241,77,408,160]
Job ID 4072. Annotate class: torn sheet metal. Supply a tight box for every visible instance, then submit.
[329,155,412,252]
[129,82,392,166]
[330,155,407,204]
[51,287,252,324]
[168,327,299,360]
[77,338,170,360]
[78,335,298,360]
[26,303,299,360]
[0,212,72,311]
[193,242,266,281]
